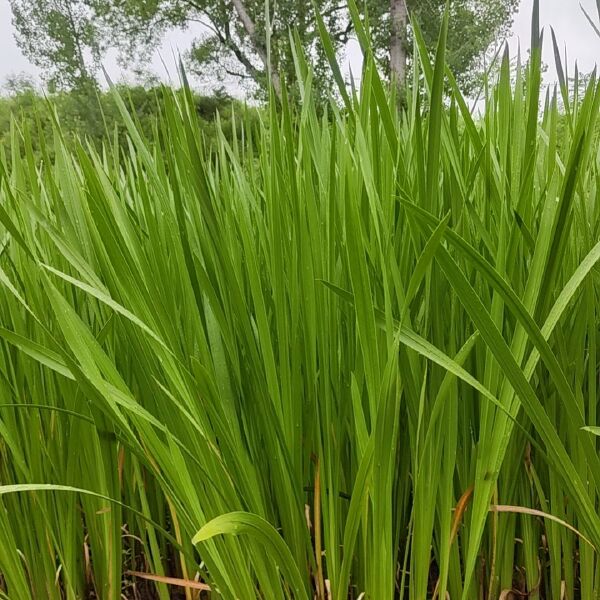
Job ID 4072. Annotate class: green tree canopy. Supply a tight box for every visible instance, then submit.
[408,0,520,92]
[8,0,520,98]
[10,0,104,89]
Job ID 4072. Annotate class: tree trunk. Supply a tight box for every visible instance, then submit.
[63,0,91,86]
[230,0,283,99]
[389,0,408,101]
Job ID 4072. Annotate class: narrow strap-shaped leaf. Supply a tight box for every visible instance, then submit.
[192,512,309,599]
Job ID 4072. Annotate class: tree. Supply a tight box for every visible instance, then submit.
[9,0,351,101]
[9,0,519,100]
[9,0,104,90]
[368,0,520,97]
[98,0,354,102]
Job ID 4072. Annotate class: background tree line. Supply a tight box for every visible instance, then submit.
[8,0,519,98]
[1,0,521,156]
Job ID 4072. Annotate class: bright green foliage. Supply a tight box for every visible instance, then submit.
[0,7,600,600]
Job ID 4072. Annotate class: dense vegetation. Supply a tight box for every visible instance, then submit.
[1,5,600,600]
[0,81,254,161]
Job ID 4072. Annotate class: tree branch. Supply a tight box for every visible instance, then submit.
[219,21,264,84]
[229,0,282,99]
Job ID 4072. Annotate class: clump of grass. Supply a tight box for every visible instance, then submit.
[0,2,599,598]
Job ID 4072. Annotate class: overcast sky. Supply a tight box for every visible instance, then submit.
[0,0,598,92]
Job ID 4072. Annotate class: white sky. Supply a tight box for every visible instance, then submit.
[510,0,599,82]
[0,0,598,93]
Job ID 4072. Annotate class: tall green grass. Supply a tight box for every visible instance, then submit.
[0,4,600,599]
